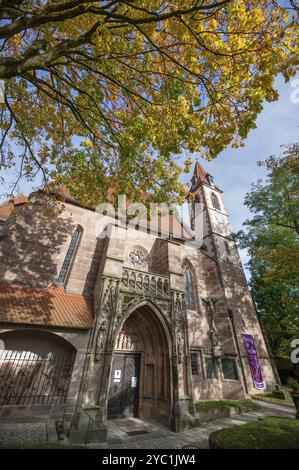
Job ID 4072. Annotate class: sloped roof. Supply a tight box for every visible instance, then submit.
[0,196,28,222]
[0,203,13,222]
[1,187,194,241]
[0,284,93,329]
[192,161,210,185]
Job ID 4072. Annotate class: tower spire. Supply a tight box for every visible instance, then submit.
[191,160,210,188]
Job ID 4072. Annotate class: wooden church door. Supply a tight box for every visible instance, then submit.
[107,353,141,419]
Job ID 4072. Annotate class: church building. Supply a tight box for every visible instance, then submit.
[0,162,277,442]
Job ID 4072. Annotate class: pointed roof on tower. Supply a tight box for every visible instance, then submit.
[190,160,210,188]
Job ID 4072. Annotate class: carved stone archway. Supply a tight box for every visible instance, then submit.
[73,269,195,442]
[108,302,172,425]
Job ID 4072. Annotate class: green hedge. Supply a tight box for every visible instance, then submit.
[195,399,260,411]
[209,417,299,449]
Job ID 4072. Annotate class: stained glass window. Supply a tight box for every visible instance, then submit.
[191,353,199,375]
[183,266,196,309]
[222,358,238,380]
[205,357,217,379]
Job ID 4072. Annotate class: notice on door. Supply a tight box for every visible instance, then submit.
[131,376,137,388]
[114,369,121,383]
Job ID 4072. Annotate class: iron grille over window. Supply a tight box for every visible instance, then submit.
[0,350,75,405]
[190,353,199,375]
[57,226,82,284]
[183,268,196,309]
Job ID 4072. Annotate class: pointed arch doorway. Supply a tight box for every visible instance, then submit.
[107,304,172,426]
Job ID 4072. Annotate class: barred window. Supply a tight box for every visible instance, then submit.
[57,226,82,284]
[190,353,199,376]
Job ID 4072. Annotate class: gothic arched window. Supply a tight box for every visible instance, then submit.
[183,262,196,309]
[57,226,83,284]
[211,193,221,210]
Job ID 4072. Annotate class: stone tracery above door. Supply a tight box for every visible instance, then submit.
[129,249,145,267]
[121,267,170,299]
[126,246,149,269]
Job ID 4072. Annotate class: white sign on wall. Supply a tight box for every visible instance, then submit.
[114,369,121,383]
[131,377,137,388]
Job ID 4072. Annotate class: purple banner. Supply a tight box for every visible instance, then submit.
[242,333,265,390]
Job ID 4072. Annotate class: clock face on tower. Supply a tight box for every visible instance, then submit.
[214,212,225,225]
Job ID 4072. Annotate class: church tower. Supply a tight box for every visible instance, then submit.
[189,160,248,291]
[189,160,233,260]
[189,160,279,393]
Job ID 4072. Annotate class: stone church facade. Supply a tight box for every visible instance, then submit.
[0,162,278,442]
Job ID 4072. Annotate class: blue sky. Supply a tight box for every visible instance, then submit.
[184,73,299,272]
[1,73,298,275]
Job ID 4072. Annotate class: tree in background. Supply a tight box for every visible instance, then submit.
[238,143,299,358]
[0,1,298,204]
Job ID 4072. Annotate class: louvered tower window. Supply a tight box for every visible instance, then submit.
[211,193,221,210]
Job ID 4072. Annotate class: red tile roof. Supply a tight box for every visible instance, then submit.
[0,203,13,222]
[0,196,28,222]
[13,195,28,206]
[0,284,93,329]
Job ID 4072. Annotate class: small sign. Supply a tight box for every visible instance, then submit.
[114,369,121,382]
[131,377,137,388]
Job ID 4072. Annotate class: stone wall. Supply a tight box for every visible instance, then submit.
[0,197,116,296]
[0,190,278,437]
[0,326,91,411]
[0,201,73,288]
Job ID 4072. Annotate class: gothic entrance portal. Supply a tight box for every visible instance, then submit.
[107,305,171,425]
